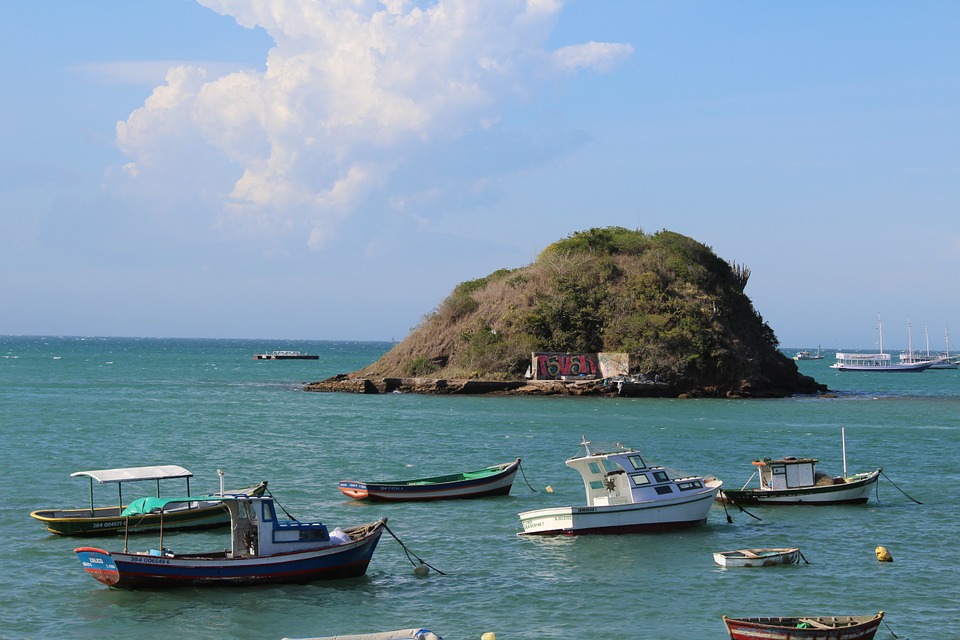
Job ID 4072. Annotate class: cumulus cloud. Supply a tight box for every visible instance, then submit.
[113,0,632,249]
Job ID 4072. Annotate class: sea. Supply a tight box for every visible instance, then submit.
[2,336,957,640]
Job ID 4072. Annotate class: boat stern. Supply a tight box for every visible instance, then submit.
[75,547,120,586]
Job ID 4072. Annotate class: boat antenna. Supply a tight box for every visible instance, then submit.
[580,435,591,456]
[841,427,847,478]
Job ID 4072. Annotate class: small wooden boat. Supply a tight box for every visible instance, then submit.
[283,629,443,640]
[75,494,386,589]
[254,350,319,360]
[722,612,884,640]
[518,436,721,535]
[339,459,521,501]
[713,547,801,567]
[30,465,267,536]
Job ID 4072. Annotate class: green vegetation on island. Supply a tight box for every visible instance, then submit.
[345,227,824,397]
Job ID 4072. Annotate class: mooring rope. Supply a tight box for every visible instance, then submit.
[881,616,900,639]
[718,494,733,524]
[798,550,810,564]
[735,503,763,521]
[383,521,446,575]
[264,487,298,520]
[517,460,538,493]
[880,470,923,504]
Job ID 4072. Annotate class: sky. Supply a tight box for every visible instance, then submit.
[2,1,959,351]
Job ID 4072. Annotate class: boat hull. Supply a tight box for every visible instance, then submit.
[719,470,879,506]
[75,520,385,589]
[339,460,520,502]
[722,613,883,640]
[518,487,719,535]
[30,481,268,536]
[713,548,801,567]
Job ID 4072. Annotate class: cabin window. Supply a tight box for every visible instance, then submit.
[260,501,277,522]
[655,485,674,495]
[677,481,703,491]
[627,455,647,470]
[588,462,602,475]
[630,474,650,487]
[653,470,670,483]
[589,480,605,491]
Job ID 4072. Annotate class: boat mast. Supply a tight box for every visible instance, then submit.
[841,427,848,478]
[906,317,913,357]
[877,314,884,355]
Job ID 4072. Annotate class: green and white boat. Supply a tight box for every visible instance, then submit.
[30,465,267,536]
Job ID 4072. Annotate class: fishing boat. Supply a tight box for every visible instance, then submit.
[339,459,521,501]
[831,316,931,372]
[718,429,880,506]
[29,465,267,536]
[254,350,319,360]
[713,547,801,567]
[283,629,443,640]
[517,436,721,535]
[722,612,884,640]
[75,494,386,589]
[793,346,824,361]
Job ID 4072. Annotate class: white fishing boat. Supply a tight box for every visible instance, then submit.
[831,316,932,372]
[713,547,801,567]
[517,436,722,535]
[793,346,824,361]
[718,428,880,506]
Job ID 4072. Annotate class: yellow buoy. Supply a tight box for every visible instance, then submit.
[481,633,496,640]
[875,546,893,562]
[545,486,554,493]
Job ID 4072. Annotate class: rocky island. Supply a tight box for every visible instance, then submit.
[306,227,825,398]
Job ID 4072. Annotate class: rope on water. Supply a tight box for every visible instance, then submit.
[735,503,763,521]
[384,521,446,575]
[880,470,923,505]
[798,550,810,565]
[718,494,733,523]
[881,616,900,639]
[517,460,538,493]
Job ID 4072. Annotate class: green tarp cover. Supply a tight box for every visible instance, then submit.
[121,495,223,516]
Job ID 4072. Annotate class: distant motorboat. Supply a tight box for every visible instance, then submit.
[793,346,824,361]
[254,350,319,360]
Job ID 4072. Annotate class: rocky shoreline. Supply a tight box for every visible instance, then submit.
[302,373,821,398]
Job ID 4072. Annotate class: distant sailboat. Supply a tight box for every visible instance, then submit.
[832,315,933,372]
[900,324,958,369]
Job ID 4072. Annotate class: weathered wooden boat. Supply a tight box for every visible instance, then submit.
[722,612,884,640]
[518,436,721,535]
[283,629,443,640]
[339,459,521,501]
[718,428,880,506]
[713,547,801,567]
[29,465,267,536]
[75,494,386,589]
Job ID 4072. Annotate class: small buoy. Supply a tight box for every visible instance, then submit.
[413,562,430,576]
[481,633,496,640]
[875,546,893,562]
[545,486,554,493]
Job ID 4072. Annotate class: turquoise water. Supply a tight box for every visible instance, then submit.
[2,337,956,640]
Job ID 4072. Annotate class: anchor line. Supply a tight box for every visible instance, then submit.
[384,521,447,575]
[735,503,763,521]
[880,470,923,505]
[798,550,810,565]
[517,460,538,493]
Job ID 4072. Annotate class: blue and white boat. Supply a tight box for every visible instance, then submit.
[75,494,386,589]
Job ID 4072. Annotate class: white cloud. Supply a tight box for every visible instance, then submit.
[111,0,633,249]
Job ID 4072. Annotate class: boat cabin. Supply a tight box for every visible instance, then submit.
[566,443,706,507]
[121,495,348,558]
[752,457,821,490]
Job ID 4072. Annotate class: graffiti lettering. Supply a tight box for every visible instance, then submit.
[534,354,599,380]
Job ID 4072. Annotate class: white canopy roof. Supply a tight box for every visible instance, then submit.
[70,465,193,484]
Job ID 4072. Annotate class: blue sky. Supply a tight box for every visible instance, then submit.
[2,1,959,351]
